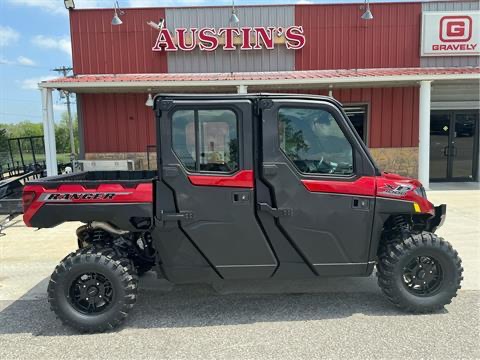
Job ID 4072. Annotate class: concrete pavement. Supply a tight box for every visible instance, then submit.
[0,188,479,359]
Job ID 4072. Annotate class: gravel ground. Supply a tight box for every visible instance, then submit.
[0,186,479,359]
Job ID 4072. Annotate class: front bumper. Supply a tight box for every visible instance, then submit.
[426,204,447,233]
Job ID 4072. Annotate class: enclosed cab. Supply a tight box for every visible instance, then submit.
[22,94,462,333]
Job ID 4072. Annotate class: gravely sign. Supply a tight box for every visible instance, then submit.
[421,11,480,56]
[152,26,306,52]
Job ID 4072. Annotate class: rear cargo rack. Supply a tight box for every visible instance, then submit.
[0,171,45,232]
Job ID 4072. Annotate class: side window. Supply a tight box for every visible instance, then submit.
[172,109,239,173]
[172,110,196,171]
[278,107,354,175]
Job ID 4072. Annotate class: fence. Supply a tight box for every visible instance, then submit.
[0,136,46,180]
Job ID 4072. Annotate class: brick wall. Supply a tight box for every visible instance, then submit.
[369,147,418,178]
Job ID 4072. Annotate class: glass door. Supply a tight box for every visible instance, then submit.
[430,111,479,182]
[452,112,479,181]
[430,112,451,181]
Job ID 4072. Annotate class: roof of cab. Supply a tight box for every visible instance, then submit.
[153,93,343,109]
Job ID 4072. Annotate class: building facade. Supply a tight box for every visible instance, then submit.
[41,0,480,186]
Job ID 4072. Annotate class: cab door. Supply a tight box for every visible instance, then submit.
[156,97,277,280]
[257,98,377,276]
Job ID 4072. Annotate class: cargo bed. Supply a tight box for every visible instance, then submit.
[23,171,155,230]
[27,170,157,188]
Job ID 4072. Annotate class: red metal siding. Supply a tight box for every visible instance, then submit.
[70,9,168,74]
[82,87,418,153]
[333,87,419,148]
[277,87,419,148]
[82,94,156,153]
[295,3,421,70]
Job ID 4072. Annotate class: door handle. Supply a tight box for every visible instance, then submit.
[443,146,449,157]
[352,198,370,210]
[233,192,250,203]
[257,203,293,217]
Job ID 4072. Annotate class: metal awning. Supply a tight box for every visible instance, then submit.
[39,67,480,93]
[38,66,480,179]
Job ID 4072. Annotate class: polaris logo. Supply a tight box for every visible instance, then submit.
[38,192,131,202]
[380,184,414,197]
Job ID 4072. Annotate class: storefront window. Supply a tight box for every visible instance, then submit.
[344,106,367,144]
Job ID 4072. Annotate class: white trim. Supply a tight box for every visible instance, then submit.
[418,81,432,190]
[41,88,58,176]
[39,73,480,91]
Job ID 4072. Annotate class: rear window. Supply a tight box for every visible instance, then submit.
[172,109,239,173]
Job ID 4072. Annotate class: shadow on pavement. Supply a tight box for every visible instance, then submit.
[0,272,447,337]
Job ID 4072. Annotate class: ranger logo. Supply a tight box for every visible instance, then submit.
[38,192,131,202]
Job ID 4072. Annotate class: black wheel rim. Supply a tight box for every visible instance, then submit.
[68,272,114,314]
[402,256,443,296]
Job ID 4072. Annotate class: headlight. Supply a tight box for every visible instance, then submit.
[414,186,427,199]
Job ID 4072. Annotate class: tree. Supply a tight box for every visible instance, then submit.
[0,111,79,165]
[0,128,9,168]
[0,128,8,150]
[1,121,43,139]
[279,116,309,160]
[55,112,79,155]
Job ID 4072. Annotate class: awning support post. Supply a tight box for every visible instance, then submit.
[418,80,431,190]
[41,87,58,176]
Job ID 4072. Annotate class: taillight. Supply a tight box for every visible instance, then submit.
[22,191,36,212]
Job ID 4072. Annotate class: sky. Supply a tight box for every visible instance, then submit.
[0,0,428,124]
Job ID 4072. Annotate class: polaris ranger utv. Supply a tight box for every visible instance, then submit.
[22,94,462,332]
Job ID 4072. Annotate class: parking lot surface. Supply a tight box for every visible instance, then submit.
[0,186,479,359]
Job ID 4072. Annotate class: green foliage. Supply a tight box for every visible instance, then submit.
[0,129,9,168]
[0,112,79,167]
[0,129,8,149]
[2,121,43,139]
[55,112,79,155]
[0,112,79,154]
[279,117,309,160]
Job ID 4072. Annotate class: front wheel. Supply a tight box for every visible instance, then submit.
[377,232,463,313]
[48,247,138,332]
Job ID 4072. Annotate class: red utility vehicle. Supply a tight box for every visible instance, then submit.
[23,94,462,332]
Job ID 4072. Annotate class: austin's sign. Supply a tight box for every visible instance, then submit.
[152,26,306,52]
[421,11,480,56]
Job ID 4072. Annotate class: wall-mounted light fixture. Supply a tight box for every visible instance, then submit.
[145,93,154,107]
[112,1,125,26]
[64,0,75,10]
[229,0,240,25]
[361,0,373,20]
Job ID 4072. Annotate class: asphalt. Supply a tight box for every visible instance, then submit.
[0,185,479,359]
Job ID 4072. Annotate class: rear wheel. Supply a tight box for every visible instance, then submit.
[48,247,138,333]
[377,232,463,313]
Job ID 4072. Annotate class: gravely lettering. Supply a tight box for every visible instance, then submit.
[432,43,478,51]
